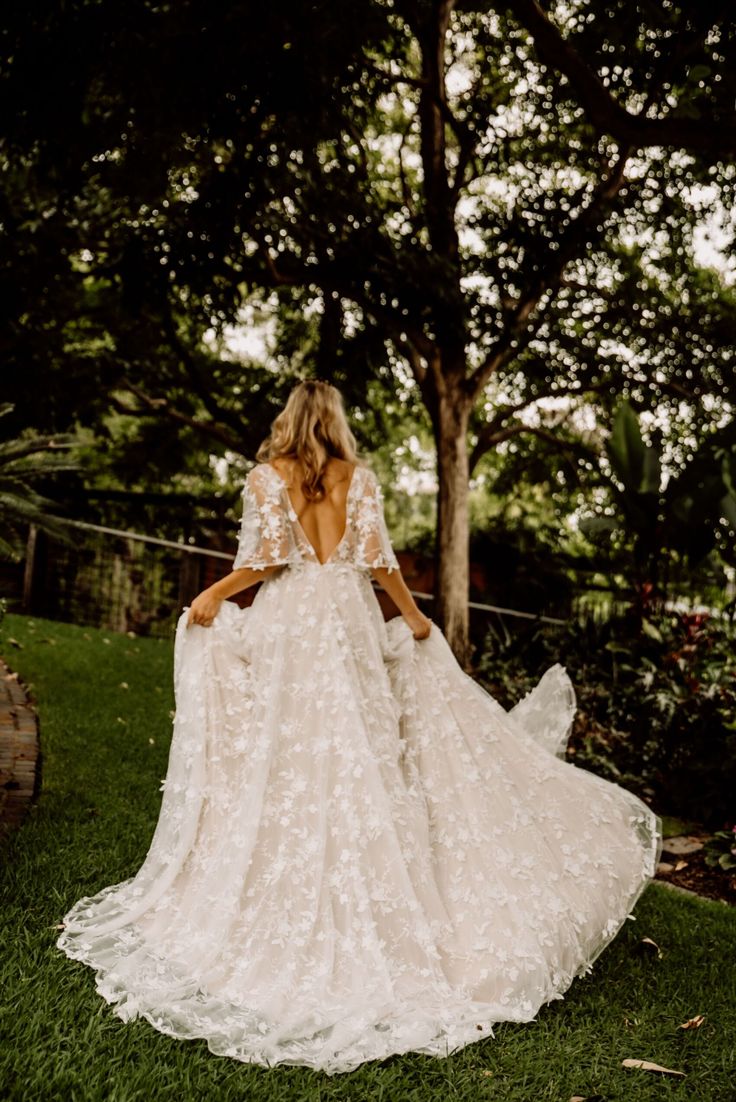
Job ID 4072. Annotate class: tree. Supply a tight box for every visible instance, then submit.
[3,1,736,663]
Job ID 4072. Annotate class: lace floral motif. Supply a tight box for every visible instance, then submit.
[56,466,663,1076]
[234,463,399,573]
[232,465,302,571]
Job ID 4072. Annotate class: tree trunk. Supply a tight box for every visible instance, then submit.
[435,391,472,669]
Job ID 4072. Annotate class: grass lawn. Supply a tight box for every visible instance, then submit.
[1,611,735,1102]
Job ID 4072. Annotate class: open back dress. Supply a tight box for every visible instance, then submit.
[56,460,663,1075]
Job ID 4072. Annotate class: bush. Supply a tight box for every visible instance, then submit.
[475,605,736,828]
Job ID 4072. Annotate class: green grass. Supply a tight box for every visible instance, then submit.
[1,612,735,1102]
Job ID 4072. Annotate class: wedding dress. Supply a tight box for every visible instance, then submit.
[57,461,663,1075]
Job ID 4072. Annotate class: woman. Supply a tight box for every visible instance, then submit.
[57,379,663,1075]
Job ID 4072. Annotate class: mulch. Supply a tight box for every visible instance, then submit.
[655,834,736,907]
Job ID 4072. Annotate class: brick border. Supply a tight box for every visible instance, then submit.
[0,659,41,836]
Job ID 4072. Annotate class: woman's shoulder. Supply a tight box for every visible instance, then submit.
[248,455,379,493]
[253,456,303,483]
[248,458,289,479]
[243,461,286,497]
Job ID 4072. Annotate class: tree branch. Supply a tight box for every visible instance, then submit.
[467,148,631,397]
[398,123,419,225]
[111,385,248,454]
[505,0,736,157]
[389,332,428,389]
[469,381,606,468]
[368,63,427,92]
[160,302,251,439]
[416,0,460,261]
[470,419,599,473]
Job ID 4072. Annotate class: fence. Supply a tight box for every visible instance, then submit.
[17,519,577,641]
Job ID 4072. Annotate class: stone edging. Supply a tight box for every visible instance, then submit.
[0,659,41,836]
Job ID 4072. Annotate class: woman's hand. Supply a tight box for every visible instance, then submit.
[404,608,432,640]
[186,588,223,628]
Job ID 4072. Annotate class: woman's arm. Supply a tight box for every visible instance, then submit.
[370,566,432,640]
[186,564,285,627]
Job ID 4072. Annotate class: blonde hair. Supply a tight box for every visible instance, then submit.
[255,380,362,500]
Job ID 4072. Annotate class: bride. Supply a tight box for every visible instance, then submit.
[57,379,663,1075]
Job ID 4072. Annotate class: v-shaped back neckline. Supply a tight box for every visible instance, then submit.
[265,461,360,566]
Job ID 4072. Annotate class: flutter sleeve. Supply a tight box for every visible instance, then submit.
[354,468,400,573]
[233,465,298,571]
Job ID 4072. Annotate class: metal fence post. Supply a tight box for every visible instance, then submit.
[178,551,202,611]
[22,525,38,613]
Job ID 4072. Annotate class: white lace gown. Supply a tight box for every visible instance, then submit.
[57,462,663,1075]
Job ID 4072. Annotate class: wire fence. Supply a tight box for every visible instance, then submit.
[18,519,590,641]
[19,516,721,643]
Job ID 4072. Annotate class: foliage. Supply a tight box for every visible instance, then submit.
[704,827,736,872]
[2,1,736,509]
[4,1,736,658]
[0,404,80,560]
[476,604,736,828]
[579,402,736,601]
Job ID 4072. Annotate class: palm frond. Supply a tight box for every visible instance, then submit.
[0,435,78,464]
[2,457,81,478]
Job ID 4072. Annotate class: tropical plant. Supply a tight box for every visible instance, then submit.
[0,404,79,560]
[580,401,736,610]
[704,827,736,872]
[476,603,736,827]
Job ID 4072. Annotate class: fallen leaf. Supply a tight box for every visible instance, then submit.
[48,923,65,930]
[622,1058,685,1077]
[637,936,662,958]
[678,1014,705,1030]
[6,637,23,649]
[674,860,688,871]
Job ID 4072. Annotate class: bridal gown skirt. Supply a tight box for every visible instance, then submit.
[57,562,663,1075]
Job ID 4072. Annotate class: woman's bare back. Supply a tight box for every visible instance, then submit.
[268,456,356,566]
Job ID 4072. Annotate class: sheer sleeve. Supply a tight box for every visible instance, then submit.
[233,465,298,571]
[354,468,400,573]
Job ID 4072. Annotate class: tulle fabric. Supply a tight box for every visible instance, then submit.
[57,465,663,1075]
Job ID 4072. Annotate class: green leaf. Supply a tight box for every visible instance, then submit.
[607,401,645,491]
[640,446,662,495]
[641,618,663,642]
[578,515,618,537]
[721,494,736,530]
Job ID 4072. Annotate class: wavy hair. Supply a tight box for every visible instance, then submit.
[255,380,362,500]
